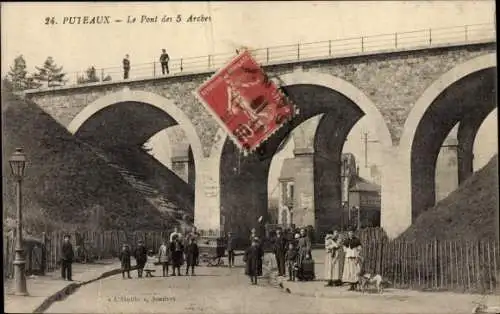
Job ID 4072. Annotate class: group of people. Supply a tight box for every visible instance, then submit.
[122,49,170,80]
[272,228,313,282]
[271,227,362,291]
[119,227,199,279]
[324,229,362,291]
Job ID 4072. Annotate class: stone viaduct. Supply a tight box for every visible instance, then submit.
[23,41,497,239]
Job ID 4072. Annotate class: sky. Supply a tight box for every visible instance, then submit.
[1,1,495,76]
[2,1,497,196]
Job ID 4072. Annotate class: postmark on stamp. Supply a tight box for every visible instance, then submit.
[196,50,296,154]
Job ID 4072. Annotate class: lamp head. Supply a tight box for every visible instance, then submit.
[9,148,26,179]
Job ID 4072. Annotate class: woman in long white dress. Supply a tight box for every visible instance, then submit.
[324,230,342,286]
[342,230,362,291]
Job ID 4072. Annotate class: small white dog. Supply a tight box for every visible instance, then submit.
[358,273,390,294]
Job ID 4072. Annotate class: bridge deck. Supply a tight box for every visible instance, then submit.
[23,23,495,94]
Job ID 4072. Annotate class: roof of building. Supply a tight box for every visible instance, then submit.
[279,158,296,181]
[349,175,381,193]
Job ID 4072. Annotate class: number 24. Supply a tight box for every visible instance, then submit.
[45,17,56,25]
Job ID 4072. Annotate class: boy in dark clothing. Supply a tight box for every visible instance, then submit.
[244,239,263,285]
[273,229,288,276]
[226,232,236,267]
[184,237,199,276]
[123,54,130,79]
[170,235,184,276]
[134,240,147,278]
[285,242,298,281]
[61,234,74,281]
[160,49,170,75]
[119,244,132,279]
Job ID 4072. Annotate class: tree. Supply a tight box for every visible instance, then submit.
[6,55,41,90]
[7,55,27,90]
[77,66,100,84]
[33,56,66,87]
[77,66,112,84]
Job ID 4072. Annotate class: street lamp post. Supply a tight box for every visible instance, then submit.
[9,148,28,296]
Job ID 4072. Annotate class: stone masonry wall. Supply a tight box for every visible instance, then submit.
[26,43,496,155]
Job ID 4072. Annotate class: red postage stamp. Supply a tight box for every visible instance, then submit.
[196,50,295,153]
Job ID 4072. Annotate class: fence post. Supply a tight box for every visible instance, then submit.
[180,58,183,72]
[464,25,468,42]
[208,55,211,69]
[361,37,365,52]
[266,48,270,64]
[153,60,156,77]
[395,33,398,48]
[328,40,332,56]
[429,29,432,46]
[101,69,104,81]
[297,43,300,60]
[42,232,47,275]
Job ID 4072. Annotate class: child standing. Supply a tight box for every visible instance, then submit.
[143,250,157,278]
[158,239,170,277]
[119,244,132,279]
[184,237,199,276]
[285,242,298,282]
[244,239,263,285]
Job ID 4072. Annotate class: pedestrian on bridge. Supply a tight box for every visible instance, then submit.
[160,49,170,75]
[61,234,74,281]
[123,54,130,79]
[134,240,147,278]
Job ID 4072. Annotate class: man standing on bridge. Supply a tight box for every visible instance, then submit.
[123,54,130,79]
[160,49,170,75]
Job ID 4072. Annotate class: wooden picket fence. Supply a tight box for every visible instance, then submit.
[4,228,499,294]
[3,230,171,278]
[356,229,499,294]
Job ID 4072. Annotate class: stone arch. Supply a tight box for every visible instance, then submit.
[398,53,496,220]
[211,69,392,235]
[209,69,393,160]
[279,71,393,150]
[68,89,204,169]
[399,53,496,158]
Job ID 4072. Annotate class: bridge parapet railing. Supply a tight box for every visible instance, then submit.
[27,23,495,90]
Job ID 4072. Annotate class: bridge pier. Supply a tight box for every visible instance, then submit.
[380,146,412,239]
[194,157,221,233]
[291,149,316,229]
[457,108,492,184]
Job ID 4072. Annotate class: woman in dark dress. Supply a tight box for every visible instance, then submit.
[134,240,148,278]
[296,228,312,281]
[119,244,132,279]
[170,235,184,276]
[244,239,264,285]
